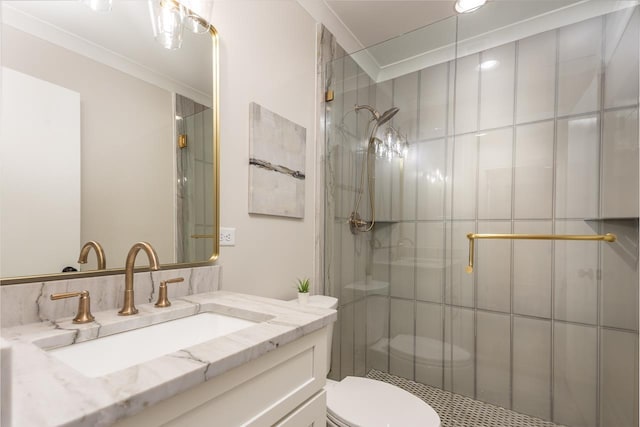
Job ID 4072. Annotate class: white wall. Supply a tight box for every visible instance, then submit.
[206,0,318,299]
[1,68,81,277]
[2,25,175,270]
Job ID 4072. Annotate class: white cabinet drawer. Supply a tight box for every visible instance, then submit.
[114,327,327,427]
[275,390,326,427]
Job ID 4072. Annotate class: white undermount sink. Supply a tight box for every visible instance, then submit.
[47,313,256,377]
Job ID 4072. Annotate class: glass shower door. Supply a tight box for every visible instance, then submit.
[447,2,640,426]
[323,1,639,426]
[323,11,461,402]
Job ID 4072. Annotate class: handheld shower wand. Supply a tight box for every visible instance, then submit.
[349,104,400,234]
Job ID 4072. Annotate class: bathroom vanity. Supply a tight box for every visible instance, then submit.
[1,291,336,426]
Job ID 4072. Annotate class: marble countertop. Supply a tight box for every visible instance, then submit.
[1,291,337,427]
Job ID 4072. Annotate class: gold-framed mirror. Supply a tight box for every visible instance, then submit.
[0,0,219,285]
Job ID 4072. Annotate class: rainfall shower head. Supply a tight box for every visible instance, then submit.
[353,104,401,147]
[377,107,399,126]
[354,104,399,125]
[354,104,400,147]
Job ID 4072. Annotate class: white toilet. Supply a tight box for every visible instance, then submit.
[291,295,441,427]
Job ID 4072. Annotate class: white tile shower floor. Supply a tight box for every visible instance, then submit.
[366,370,565,427]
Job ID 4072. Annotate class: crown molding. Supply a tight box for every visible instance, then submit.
[2,3,211,106]
[296,0,382,81]
[300,0,639,84]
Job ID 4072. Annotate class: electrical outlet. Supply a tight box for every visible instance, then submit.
[220,227,235,246]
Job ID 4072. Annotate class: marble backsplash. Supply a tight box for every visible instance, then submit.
[0,265,221,328]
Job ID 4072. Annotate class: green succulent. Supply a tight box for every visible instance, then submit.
[296,278,310,293]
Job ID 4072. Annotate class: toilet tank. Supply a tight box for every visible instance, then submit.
[289,295,338,375]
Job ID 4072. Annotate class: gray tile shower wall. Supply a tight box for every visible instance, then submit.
[324,6,639,427]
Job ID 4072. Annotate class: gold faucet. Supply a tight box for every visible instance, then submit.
[51,290,95,324]
[118,242,160,316]
[78,241,106,270]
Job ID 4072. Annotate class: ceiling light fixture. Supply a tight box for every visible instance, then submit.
[148,0,184,50]
[82,0,212,51]
[180,0,213,34]
[454,0,487,14]
[147,0,214,50]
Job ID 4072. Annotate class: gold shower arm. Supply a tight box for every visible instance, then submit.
[465,233,617,274]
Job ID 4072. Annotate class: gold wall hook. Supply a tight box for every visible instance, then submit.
[50,290,95,324]
[465,233,617,274]
[155,277,184,308]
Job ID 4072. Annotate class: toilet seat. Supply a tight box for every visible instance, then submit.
[325,377,441,427]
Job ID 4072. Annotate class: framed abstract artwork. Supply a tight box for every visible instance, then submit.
[248,102,306,218]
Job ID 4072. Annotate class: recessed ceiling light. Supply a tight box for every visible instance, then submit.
[479,59,499,70]
[455,0,487,14]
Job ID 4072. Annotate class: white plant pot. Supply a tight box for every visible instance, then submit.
[298,292,309,305]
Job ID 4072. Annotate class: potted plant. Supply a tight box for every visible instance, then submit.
[297,278,310,304]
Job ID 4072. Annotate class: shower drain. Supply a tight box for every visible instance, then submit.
[366,370,566,427]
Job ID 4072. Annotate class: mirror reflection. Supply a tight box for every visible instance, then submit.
[0,0,217,281]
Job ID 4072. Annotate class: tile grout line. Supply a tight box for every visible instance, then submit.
[388,298,621,323]
[351,296,637,333]
[353,66,363,379]
[361,72,371,376]
[442,59,452,393]
[474,47,482,402]
[510,39,520,412]
[413,69,422,383]
[340,53,347,380]
[448,15,460,404]
[363,71,378,376]
[387,77,396,376]
[550,24,561,423]
[595,14,608,427]
[402,103,640,146]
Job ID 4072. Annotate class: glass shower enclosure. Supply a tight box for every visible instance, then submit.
[324,1,639,426]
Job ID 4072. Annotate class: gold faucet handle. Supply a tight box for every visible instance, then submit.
[155,277,184,308]
[50,290,95,324]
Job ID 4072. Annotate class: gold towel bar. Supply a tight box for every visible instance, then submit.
[191,234,216,239]
[466,233,617,273]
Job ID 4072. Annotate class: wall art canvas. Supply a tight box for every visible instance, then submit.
[249,102,306,218]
